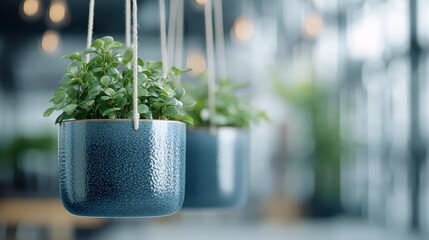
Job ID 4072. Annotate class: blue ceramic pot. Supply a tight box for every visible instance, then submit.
[58,119,186,217]
[183,127,248,208]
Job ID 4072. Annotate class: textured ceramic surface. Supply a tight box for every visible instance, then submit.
[183,127,248,208]
[58,120,186,217]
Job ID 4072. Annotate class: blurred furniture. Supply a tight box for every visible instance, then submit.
[0,199,106,240]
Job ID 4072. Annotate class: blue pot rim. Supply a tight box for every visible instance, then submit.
[61,119,185,125]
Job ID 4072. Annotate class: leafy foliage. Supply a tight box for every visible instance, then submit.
[185,77,268,128]
[273,79,341,198]
[44,36,193,125]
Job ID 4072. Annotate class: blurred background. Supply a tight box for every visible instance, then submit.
[1,0,428,239]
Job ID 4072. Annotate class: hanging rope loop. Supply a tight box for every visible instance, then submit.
[132,0,139,130]
[86,0,95,63]
[159,0,169,77]
[125,0,131,48]
[204,0,216,132]
[167,0,178,69]
[174,0,185,83]
[214,0,226,78]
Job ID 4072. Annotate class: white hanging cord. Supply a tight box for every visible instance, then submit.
[125,0,131,69]
[167,0,178,68]
[132,0,139,130]
[175,0,185,83]
[204,0,216,131]
[159,0,169,77]
[86,0,95,62]
[213,0,226,78]
[125,0,131,48]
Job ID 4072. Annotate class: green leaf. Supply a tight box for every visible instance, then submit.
[117,88,127,93]
[92,67,104,73]
[101,36,114,45]
[164,106,178,117]
[138,104,149,114]
[104,88,115,96]
[148,89,159,97]
[102,107,121,116]
[108,113,116,119]
[62,51,83,61]
[174,87,185,99]
[180,115,194,125]
[115,97,128,108]
[100,96,111,100]
[165,97,179,106]
[55,100,67,110]
[63,104,78,115]
[107,41,122,49]
[83,73,95,83]
[109,68,120,77]
[43,107,56,117]
[82,100,95,106]
[67,66,78,75]
[138,58,144,67]
[147,61,162,70]
[123,49,133,63]
[101,76,112,86]
[183,99,196,108]
[138,73,147,84]
[54,88,67,99]
[138,88,149,97]
[91,39,104,49]
[170,66,191,75]
[127,111,134,119]
[83,47,97,55]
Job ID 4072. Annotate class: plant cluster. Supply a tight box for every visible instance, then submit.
[44,36,194,124]
[185,77,268,128]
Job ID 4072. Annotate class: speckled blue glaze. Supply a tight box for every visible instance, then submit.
[58,119,186,217]
[183,127,248,208]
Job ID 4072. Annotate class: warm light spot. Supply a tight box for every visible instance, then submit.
[41,30,60,54]
[186,50,206,77]
[49,1,67,24]
[23,0,40,17]
[303,12,324,38]
[195,0,207,5]
[232,17,254,42]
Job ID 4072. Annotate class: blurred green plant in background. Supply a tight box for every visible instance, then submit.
[185,76,268,128]
[0,134,57,191]
[0,135,56,167]
[274,79,341,216]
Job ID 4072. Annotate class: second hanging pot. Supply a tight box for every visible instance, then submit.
[183,127,248,208]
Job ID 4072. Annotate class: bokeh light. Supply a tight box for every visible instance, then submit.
[49,0,67,24]
[303,12,324,38]
[195,0,207,5]
[186,50,206,76]
[41,30,60,54]
[22,0,41,18]
[232,17,254,42]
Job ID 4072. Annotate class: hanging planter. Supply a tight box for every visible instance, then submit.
[178,0,267,208]
[59,119,185,216]
[182,77,267,208]
[44,33,193,216]
[183,127,248,208]
[42,0,195,217]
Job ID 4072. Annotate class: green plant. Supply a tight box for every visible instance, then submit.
[274,79,341,199]
[43,36,194,124]
[185,77,267,128]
